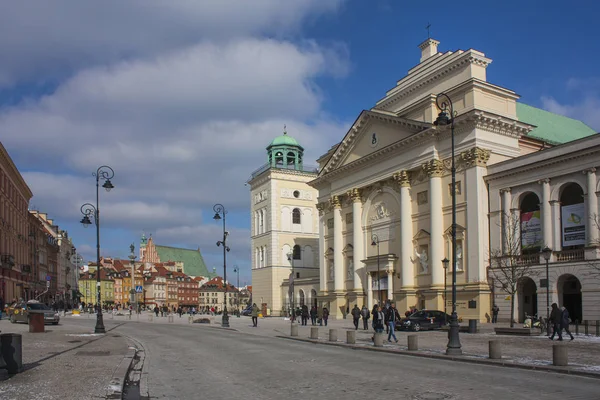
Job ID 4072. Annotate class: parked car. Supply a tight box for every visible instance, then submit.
[399,310,450,331]
[241,304,253,316]
[10,300,60,325]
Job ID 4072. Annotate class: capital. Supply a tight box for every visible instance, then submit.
[499,188,511,194]
[348,188,363,203]
[316,202,326,216]
[330,195,342,209]
[460,147,491,168]
[583,167,597,175]
[423,159,444,178]
[393,170,411,187]
[538,178,550,185]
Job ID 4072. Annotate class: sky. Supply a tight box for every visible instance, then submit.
[0,0,598,286]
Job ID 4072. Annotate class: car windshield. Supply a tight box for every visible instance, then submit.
[27,303,51,310]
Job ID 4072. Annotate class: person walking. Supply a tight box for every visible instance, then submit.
[301,305,309,326]
[310,306,317,325]
[251,303,259,327]
[372,305,385,341]
[386,304,401,343]
[491,304,499,324]
[560,306,575,341]
[361,305,370,330]
[549,303,563,341]
[351,305,361,330]
[322,307,329,326]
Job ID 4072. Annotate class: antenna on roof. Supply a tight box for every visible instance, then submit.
[426,22,431,39]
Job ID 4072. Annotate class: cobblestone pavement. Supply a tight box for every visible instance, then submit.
[0,318,131,400]
[64,316,600,400]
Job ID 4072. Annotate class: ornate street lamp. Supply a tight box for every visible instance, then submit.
[79,165,114,334]
[541,246,552,335]
[213,203,230,328]
[233,265,240,317]
[371,234,381,306]
[442,257,449,324]
[287,252,295,322]
[434,93,462,355]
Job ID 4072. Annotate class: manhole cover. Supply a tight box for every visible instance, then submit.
[68,340,82,343]
[75,351,110,356]
[415,393,452,400]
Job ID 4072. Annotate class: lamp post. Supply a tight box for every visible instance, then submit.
[79,165,114,334]
[541,246,552,336]
[434,93,462,355]
[233,265,240,317]
[371,234,381,306]
[129,243,137,314]
[287,252,295,321]
[213,203,230,328]
[442,258,449,324]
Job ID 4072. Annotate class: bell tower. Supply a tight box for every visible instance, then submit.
[267,126,304,170]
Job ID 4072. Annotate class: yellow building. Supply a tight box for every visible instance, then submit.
[78,270,115,306]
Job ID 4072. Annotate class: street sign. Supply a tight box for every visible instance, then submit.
[135,285,143,293]
[46,275,51,281]
[70,254,83,265]
[46,281,50,288]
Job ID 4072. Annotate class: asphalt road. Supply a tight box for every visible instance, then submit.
[64,318,597,400]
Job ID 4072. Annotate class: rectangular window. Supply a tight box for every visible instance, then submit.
[417,191,428,205]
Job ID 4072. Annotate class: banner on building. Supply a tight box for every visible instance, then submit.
[561,203,586,247]
[371,275,388,291]
[521,210,542,249]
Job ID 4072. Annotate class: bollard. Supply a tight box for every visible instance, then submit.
[407,335,418,351]
[148,314,153,322]
[329,329,338,342]
[346,330,356,344]
[29,313,45,333]
[188,316,193,324]
[110,313,114,319]
[310,327,319,339]
[290,323,298,337]
[553,344,568,366]
[374,333,384,347]
[596,320,599,337]
[489,340,502,359]
[584,320,589,336]
[0,333,23,374]
[168,315,174,323]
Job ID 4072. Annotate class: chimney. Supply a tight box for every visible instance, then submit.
[418,38,440,63]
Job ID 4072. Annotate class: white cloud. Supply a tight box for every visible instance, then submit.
[0,0,344,86]
[541,95,600,132]
[1,3,350,270]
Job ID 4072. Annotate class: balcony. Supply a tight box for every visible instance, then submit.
[555,248,585,263]
[515,254,540,266]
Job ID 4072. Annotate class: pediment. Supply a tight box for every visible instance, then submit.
[320,110,431,176]
[342,244,354,254]
[444,224,465,235]
[413,229,430,241]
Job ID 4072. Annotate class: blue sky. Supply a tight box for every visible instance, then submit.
[0,1,597,286]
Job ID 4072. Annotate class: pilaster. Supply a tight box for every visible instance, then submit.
[394,170,414,289]
[331,196,344,292]
[585,168,599,246]
[539,178,552,248]
[349,189,364,291]
[424,160,444,286]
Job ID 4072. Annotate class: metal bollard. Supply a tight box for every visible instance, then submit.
[0,333,23,374]
[407,335,418,351]
[584,320,589,336]
[374,333,384,347]
[291,323,298,337]
[489,340,502,359]
[310,327,319,339]
[329,329,338,342]
[553,344,568,366]
[346,330,356,344]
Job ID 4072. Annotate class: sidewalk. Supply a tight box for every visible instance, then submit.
[0,319,133,400]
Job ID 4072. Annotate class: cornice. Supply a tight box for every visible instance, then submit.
[376,51,493,111]
[0,142,33,199]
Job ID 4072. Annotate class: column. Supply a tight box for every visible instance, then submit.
[332,196,344,292]
[350,189,364,290]
[500,188,512,254]
[387,270,394,300]
[317,204,326,293]
[586,168,599,246]
[425,160,444,286]
[550,200,562,251]
[367,273,373,309]
[396,171,414,288]
[540,178,552,248]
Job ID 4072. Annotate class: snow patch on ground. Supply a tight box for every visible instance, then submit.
[65,333,103,337]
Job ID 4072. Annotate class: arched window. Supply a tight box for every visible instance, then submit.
[287,152,296,166]
[275,151,284,166]
[293,245,301,260]
[292,208,301,224]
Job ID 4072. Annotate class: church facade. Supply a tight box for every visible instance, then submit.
[308,38,597,321]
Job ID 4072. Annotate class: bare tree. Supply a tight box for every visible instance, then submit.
[489,212,539,327]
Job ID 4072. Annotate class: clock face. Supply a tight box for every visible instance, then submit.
[369,132,378,148]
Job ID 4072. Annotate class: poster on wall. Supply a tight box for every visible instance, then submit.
[521,210,542,249]
[561,203,586,247]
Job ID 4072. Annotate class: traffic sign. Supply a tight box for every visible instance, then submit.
[135,285,143,293]
[46,275,51,281]
[70,254,84,265]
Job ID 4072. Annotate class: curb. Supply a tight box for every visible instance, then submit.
[106,346,137,399]
[277,336,600,380]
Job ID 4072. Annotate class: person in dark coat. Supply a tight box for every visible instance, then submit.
[372,305,385,335]
[560,306,575,341]
[322,307,329,326]
[301,305,309,326]
[491,304,499,324]
[361,305,370,330]
[351,305,361,330]
[310,306,317,325]
[549,303,563,341]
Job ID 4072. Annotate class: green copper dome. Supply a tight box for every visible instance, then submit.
[267,126,303,149]
[266,126,305,170]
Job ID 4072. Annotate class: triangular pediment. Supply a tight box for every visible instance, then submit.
[444,224,465,235]
[413,229,430,240]
[320,110,431,176]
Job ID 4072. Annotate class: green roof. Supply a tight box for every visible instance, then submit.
[517,103,596,145]
[155,245,212,278]
[268,132,302,148]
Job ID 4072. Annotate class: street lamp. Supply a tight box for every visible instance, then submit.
[129,243,137,314]
[79,165,114,334]
[371,234,381,306]
[434,93,462,355]
[213,203,230,328]
[541,246,552,336]
[233,265,240,317]
[287,252,295,322]
[442,258,449,324]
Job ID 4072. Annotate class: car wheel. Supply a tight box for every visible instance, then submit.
[413,323,421,332]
